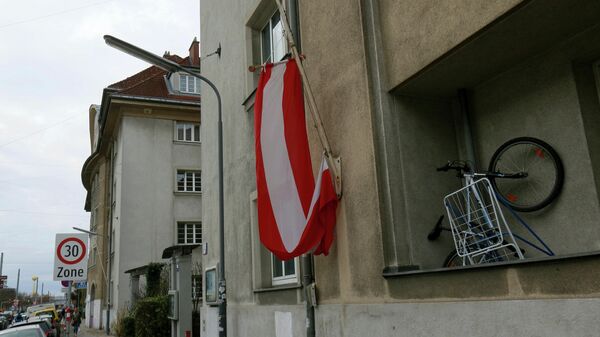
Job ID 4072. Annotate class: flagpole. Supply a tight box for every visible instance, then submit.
[275,0,342,198]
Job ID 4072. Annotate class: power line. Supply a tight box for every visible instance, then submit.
[0,0,116,30]
[0,209,85,217]
[0,113,82,149]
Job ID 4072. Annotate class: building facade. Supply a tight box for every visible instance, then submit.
[199,0,600,336]
[81,40,203,333]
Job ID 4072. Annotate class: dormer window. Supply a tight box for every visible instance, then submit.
[180,73,200,94]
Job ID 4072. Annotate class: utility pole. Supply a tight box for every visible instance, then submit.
[41,283,44,304]
[0,252,4,276]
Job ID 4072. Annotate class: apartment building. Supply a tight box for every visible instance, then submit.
[81,40,202,332]
[198,0,600,336]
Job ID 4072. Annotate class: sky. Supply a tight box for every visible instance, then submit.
[0,0,199,299]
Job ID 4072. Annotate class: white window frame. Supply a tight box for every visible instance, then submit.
[271,254,298,286]
[176,170,201,193]
[179,73,201,94]
[260,10,287,64]
[177,222,202,244]
[174,121,201,143]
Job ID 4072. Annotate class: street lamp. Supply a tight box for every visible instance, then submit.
[103,35,227,337]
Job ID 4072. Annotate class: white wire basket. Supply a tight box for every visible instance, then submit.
[443,178,524,265]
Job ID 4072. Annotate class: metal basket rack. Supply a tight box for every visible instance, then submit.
[443,178,524,265]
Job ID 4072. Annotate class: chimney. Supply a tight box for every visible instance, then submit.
[189,37,199,66]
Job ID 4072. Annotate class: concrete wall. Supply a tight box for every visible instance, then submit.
[315,298,600,337]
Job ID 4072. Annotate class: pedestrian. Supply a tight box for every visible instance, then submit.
[72,307,82,336]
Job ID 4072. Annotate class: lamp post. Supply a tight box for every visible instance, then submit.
[103,35,227,337]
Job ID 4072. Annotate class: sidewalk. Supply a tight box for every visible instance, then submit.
[76,326,116,337]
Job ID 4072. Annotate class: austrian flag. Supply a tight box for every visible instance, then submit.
[254,59,339,260]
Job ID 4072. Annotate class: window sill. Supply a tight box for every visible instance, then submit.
[382,250,600,278]
[173,140,201,146]
[242,88,257,112]
[174,191,202,196]
[253,283,301,293]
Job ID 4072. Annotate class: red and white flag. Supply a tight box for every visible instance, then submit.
[254,59,338,260]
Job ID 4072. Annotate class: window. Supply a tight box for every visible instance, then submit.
[249,191,299,288]
[192,275,202,300]
[179,74,201,94]
[176,170,201,192]
[91,246,97,266]
[177,222,202,244]
[271,255,297,285]
[261,11,286,63]
[175,122,200,142]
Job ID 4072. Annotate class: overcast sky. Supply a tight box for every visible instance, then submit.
[0,0,199,299]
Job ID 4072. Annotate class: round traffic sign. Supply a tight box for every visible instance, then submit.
[56,237,87,265]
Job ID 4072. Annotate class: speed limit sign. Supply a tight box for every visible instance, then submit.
[53,233,88,281]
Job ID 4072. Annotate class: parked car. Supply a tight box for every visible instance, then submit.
[0,316,8,330]
[0,324,45,336]
[6,319,53,337]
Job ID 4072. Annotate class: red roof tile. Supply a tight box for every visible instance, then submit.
[107,54,200,103]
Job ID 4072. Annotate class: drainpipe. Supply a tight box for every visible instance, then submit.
[301,254,315,337]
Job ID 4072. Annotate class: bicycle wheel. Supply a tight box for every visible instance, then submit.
[443,250,464,268]
[488,137,564,212]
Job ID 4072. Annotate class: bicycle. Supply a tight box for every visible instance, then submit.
[428,137,564,267]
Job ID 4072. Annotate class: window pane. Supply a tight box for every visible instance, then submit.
[272,255,283,278]
[194,125,200,142]
[180,75,187,92]
[185,125,192,141]
[195,224,202,243]
[261,23,271,63]
[186,172,193,191]
[188,76,195,93]
[187,224,194,243]
[272,13,285,62]
[194,172,201,192]
[177,124,184,140]
[284,259,295,276]
[177,223,185,244]
[177,172,185,191]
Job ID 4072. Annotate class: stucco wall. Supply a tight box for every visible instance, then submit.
[115,115,201,310]
[379,0,523,90]
[469,23,600,256]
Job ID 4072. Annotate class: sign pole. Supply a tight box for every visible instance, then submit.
[67,281,71,337]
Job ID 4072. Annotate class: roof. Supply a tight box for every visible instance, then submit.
[107,54,200,102]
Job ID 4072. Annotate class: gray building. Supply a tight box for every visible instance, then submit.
[82,40,202,333]
[197,0,600,336]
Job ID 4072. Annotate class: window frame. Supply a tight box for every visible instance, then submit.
[177,222,202,245]
[176,169,202,193]
[174,121,201,143]
[179,73,201,94]
[260,9,287,64]
[271,254,298,286]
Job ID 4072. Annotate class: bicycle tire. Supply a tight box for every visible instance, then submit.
[443,250,463,268]
[488,137,564,212]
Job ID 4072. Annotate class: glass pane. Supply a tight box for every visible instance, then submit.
[180,75,187,91]
[272,255,283,277]
[185,125,192,141]
[186,172,193,191]
[177,172,185,191]
[177,124,184,140]
[194,125,200,142]
[261,23,271,63]
[272,13,285,62]
[195,224,202,243]
[194,173,201,191]
[177,224,185,243]
[284,259,295,276]
[188,77,195,93]
[187,224,194,243]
